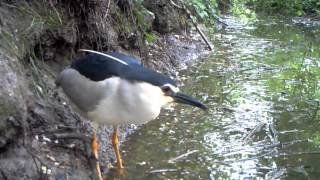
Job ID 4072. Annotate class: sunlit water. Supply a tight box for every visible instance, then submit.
[109,16,320,179]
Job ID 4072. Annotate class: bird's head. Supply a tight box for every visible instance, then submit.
[160,83,207,110]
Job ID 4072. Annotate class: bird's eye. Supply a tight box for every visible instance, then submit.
[161,86,171,93]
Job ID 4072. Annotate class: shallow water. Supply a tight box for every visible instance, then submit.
[110,16,320,179]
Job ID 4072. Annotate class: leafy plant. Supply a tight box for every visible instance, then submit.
[231,0,256,20]
[144,32,158,44]
[186,0,219,24]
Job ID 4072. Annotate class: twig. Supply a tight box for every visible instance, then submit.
[168,150,199,163]
[0,2,18,8]
[56,125,79,130]
[269,123,279,144]
[53,133,91,142]
[277,151,320,157]
[242,122,266,142]
[192,20,214,50]
[104,0,111,19]
[170,0,213,51]
[149,169,178,174]
[52,5,62,24]
[170,0,183,9]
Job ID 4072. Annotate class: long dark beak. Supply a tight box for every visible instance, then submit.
[171,92,207,110]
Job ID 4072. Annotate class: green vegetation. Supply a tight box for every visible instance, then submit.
[166,0,320,23]
[133,0,158,44]
[231,0,256,19]
[247,0,320,16]
[186,0,219,24]
[232,0,320,16]
[187,0,320,23]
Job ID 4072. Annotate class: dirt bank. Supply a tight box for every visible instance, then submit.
[0,0,209,179]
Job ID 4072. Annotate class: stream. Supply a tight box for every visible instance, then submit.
[109,16,320,179]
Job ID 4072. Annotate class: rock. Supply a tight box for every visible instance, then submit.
[0,145,39,179]
[0,50,27,150]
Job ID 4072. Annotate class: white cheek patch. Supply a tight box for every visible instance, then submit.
[162,83,179,93]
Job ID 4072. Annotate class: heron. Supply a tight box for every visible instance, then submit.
[56,49,207,180]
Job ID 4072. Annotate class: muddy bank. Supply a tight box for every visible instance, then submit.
[0,0,209,179]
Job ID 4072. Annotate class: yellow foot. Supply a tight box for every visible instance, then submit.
[112,126,124,169]
[91,132,104,180]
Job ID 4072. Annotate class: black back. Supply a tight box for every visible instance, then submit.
[107,52,142,66]
[71,52,176,87]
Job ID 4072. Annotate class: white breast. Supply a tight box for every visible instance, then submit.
[87,77,171,125]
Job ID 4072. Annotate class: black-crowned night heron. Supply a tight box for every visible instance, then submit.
[56,49,207,180]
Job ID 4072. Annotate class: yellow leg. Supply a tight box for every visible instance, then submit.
[91,132,104,180]
[112,126,124,169]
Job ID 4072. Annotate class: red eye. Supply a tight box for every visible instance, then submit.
[161,86,171,93]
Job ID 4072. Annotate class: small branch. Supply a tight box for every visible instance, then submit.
[269,123,279,144]
[149,169,178,174]
[170,0,183,9]
[170,0,213,51]
[104,0,111,19]
[212,15,228,26]
[193,21,214,50]
[167,150,199,163]
[56,125,79,130]
[53,133,91,142]
[277,151,320,157]
[242,122,266,142]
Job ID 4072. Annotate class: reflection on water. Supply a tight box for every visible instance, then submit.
[110,16,320,179]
